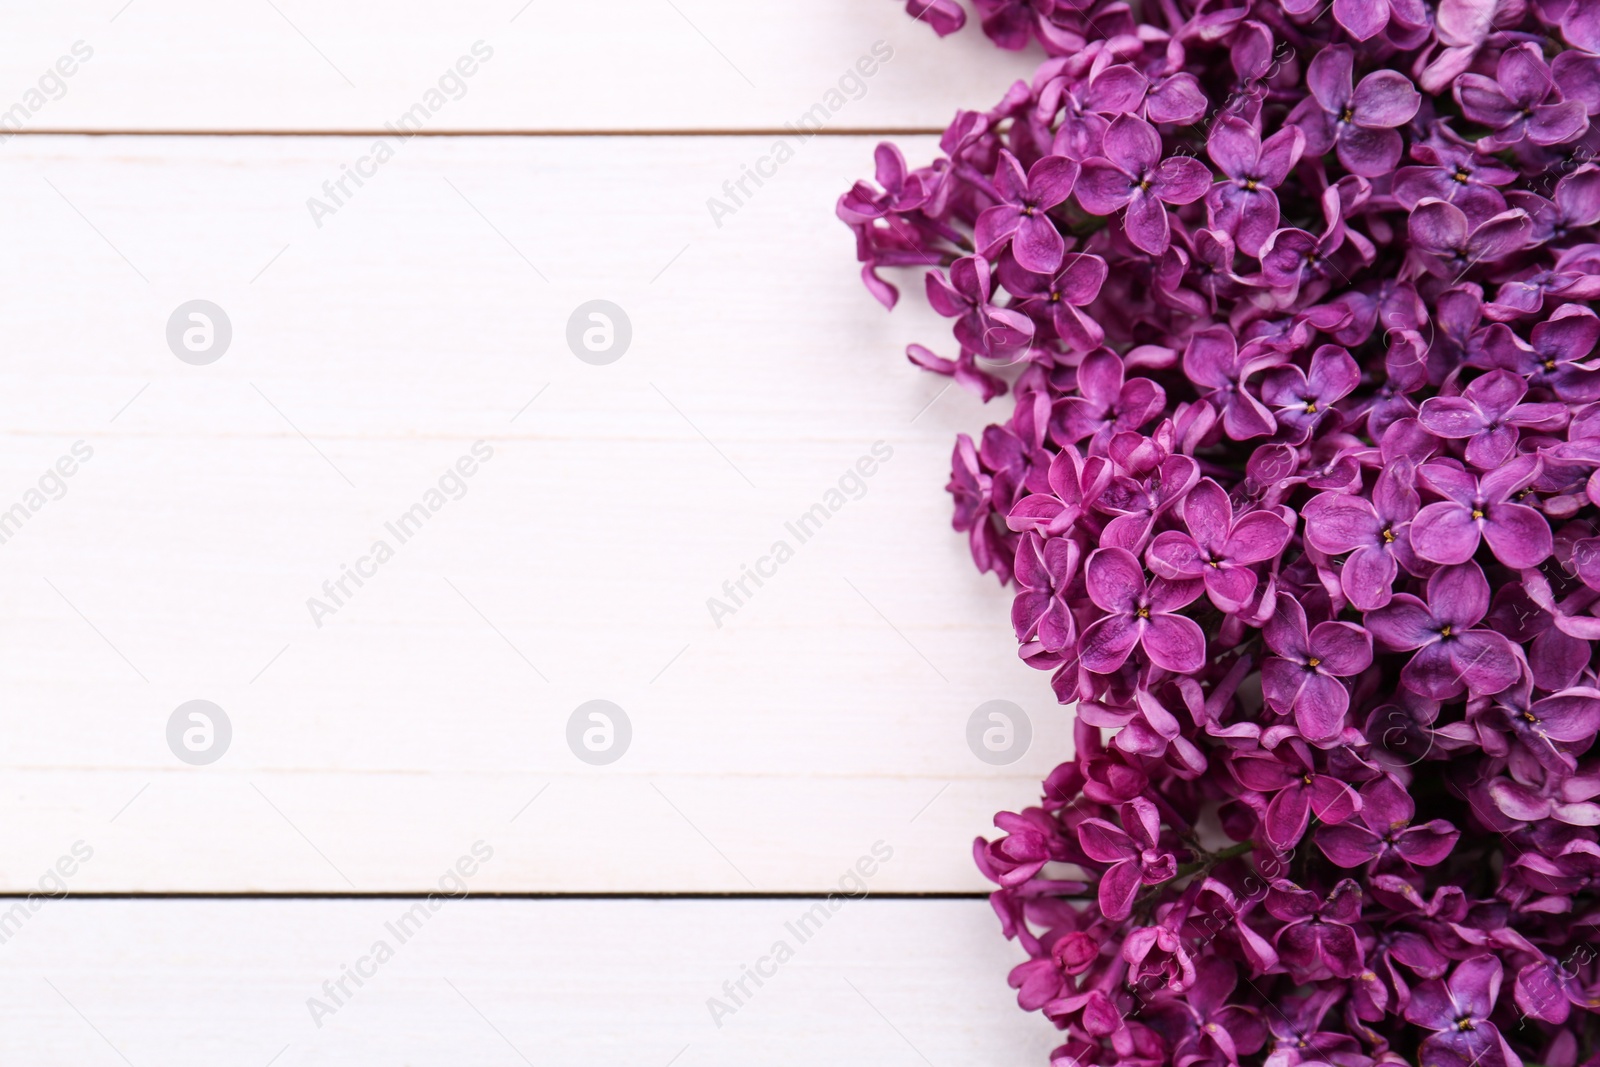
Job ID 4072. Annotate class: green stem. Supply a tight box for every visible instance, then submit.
[1172,839,1255,881]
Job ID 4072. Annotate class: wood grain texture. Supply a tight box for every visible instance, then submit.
[0,897,1060,1064]
[0,134,1071,892]
[0,1,1037,132]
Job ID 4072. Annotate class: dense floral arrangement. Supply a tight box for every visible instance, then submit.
[839,2,1600,1066]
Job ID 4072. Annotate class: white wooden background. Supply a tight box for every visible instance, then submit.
[0,3,1064,1062]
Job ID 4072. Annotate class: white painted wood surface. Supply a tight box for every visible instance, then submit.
[0,134,1069,892]
[0,1,1037,132]
[0,897,1061,1064]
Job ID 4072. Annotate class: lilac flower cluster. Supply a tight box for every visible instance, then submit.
[843,2,1600,1066]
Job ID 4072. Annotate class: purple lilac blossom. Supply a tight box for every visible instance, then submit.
[843,3,1600,1066]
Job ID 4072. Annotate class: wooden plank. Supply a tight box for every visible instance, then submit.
[0,897,1060,1064]
[0,134,1071,892]
[0,1,1037,133]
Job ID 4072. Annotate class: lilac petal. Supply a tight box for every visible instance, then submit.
[1554,52,1600,116]
[1097,860,1143,919]
[1335,0,1390,39]
[1303,494,1379,554]
[1343,545,1399,611]
[1464,369,1527,419]
[1085,547,1145,612]
[1075,160,1134,214]
[1080,613,1142,673]
[1365,594,1440,650]
[1417,397,1489,438]
[1352,70,1421,127]
[1101,113,1162,173]
[1307,45,1354,114]
[1469,209,1533,260]
[1457,74,1520,127]
[1410,502,1481,564]
[1449,629,1521,695]
[1295,673,1352,741]
[1534,690,1600,741]
[1208,116,1259,178]
[1148,530,1206,579]
[1234,187,1281,258]
[1058,254,1109,305]
[1028,156,1080,210]
[993,149,1029,204]
[1078,818,1137,862]
[1013,213,1067,274]
[1182,478,1232,545]
[1122,190,1172,254]
[1498,44,1551,106]
[1401,643,1465,700]
[1397,821,1461,865]
[1317,823,1382,866]
[1142,613,1207,673]
[1311,621,1373,674]
[1410,199,1469,255]
[974,204,1021,257]
[1433,561,1490,625]
[1482,503,1553,567]
[1151,156,1213,205]
[1265,785,1312,847]
[1309,777,1361,824]
[1338,125,1404,178]
[1228,511,1292,563]
[1528,100,1589,145]
[1147,576,1206,614]
[1205,565,1259,611]
[1535,306,1600,361]
[1085,65,1149,115]
[1257,126,1304,187]
[1145,74,1207,126]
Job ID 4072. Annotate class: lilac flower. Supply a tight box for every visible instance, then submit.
[1300,461,1420,611]
[1262,596,1374,743]
[1205,117,1305,257]
[904,0,965,36]
[1407,199,1532,278]
[1050,349,1165,448]
[1013,532,1079,653]
[1409,455,1555,567]
[1147,477,1291,612]
[848,8,1600,1065]
[1229,741,1361,848]
[1394,131,1520,220]
[1471,673,1600,773]
[1480,305,1600,403]
[1416,370,1570,468]
[1076,114,1211,255]
[1181,328,1282,440]
[1168,959,1267,1065]
[1364,562,1522,699]
[1314,776,1460,868]
[975,150,1080,273]
[1259,344,1361,444]
[1289,45,1421,177]
[999,253,1109,353]
[1456,43,1590,151]
[926,255,1034,361]
[1264,879,1365,982]
[1405,955,1522,1067]
[1079,547,1206,674]
[1510,164,1600,245]
[837,143,930,224]
[1077,798,1178,919]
